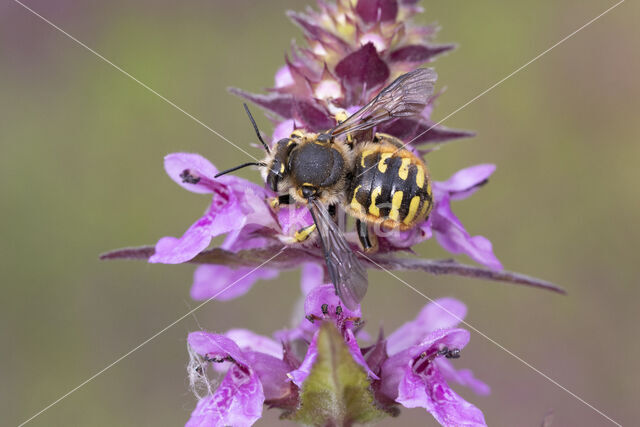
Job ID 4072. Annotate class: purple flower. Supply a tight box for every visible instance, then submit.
[186,330,294,426]
[382,164,502,270]
[379,298,489,426]
[231,0,468,147]
[185,289,488,426]
[149,153,273,264]
[431,164,502,270]
[286,284,378,386]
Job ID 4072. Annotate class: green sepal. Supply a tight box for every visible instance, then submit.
[290,322,388,426]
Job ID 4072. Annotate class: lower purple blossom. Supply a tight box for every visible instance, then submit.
[185,286,488,426]
[390,330,486,427]
[431,164,503,270]
[187,333,266,426]
[287,285,378,386]
[378,298,489,426]
[187,331,293,426]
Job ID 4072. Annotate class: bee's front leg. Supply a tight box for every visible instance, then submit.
[269,194,293,210]
[293,223,317,243]
[356,219,378,253]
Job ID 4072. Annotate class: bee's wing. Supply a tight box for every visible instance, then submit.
[308,199,368,310]
[329,68,437,139]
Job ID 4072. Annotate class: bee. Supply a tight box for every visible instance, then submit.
[216,68,437,309]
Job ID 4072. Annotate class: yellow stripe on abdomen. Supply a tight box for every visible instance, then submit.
[389,191,404,221]
[360,149,376,167]
[369,186,382,216]
[419,197,432,219]
[398,157,411,180]
[403,196,421,225]
[415,165,425,188]
[351,185,363,212]
[378,153,392,173]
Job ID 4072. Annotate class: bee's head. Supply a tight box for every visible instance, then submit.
[266,137,298,192]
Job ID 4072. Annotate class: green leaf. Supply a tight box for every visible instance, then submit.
[291,322,387,426]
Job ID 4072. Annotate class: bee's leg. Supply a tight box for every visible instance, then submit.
[293,223,317,243]
[328,204,338,221]
[328,204,349,231]
[334,110,358,146]
[334,110,349,125]
[356,219,378,253]
[269,194,293,210]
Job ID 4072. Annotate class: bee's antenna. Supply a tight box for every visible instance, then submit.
[243,103,270,154]
[215,162,266,178]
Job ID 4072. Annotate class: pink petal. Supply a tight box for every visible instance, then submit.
[300,263,325,295]
[382,329,485,425]
[149,216,216,264]
[186,365,264,427]
[164,152,222,194]
[397,362,486,426]
[244,351,292,401]
[432,195,503,270]
[304,284,361,321]
[344,329,379,380]
[387,298,467,356]
[436,358,491,396]
[434,164,495,200]
[271,119,295,143]
[287,332,318,387]
[355,0,399,23]
[190,264,278,301]
[277,205,314,235]
[381,225,430,249]
[380,329,470,401]
[225,329,283,359]
[188,331,248,365]
[274,65,294,88]
[149,197,247,265]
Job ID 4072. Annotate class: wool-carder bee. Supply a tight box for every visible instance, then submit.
[216,68,437,309]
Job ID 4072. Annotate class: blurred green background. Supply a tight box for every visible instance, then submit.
[1,0,638,425]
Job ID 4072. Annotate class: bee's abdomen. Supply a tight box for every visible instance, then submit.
[349,147,432,229]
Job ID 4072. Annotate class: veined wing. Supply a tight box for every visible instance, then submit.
[308,199,368,310]
[329,68,437,139]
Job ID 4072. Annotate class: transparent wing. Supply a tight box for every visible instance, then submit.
[308,199,368,310]
[329,68,437,139]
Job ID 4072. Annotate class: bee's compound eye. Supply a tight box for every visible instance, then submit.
[301,186,317,199]
[267,169,280,192]
[276,138,292,148]
[316,133,330,143]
